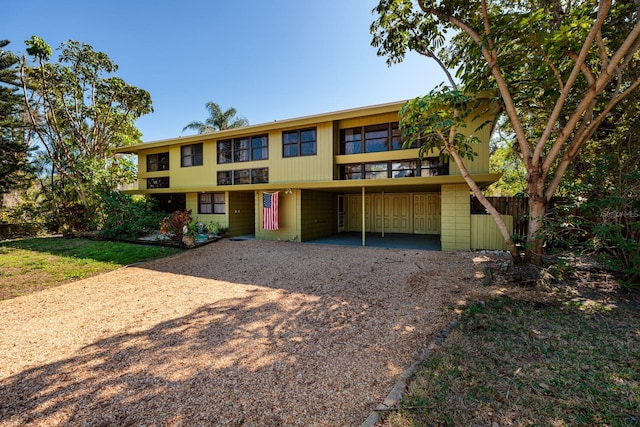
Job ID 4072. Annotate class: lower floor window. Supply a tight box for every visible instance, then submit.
[198,193,225,214]
[217,168,269,185]
[147,177,170,189]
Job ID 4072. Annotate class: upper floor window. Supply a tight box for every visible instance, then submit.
[147,177,170,189]
[340,158,446,180]
[340,122,418,154]
[198,193,225,214]
[283,128,317,157]
[218,134,268,164]
[181,143,203,167]
[146,152,169,172]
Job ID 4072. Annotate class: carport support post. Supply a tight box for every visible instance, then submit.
[361,186,366,247]
[381,191,385,238]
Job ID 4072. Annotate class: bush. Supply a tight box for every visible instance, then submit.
[99,192,165,239]
[159,209,193,244]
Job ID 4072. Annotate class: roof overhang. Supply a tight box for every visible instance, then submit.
[114,100,409,154]
[121,174,501,195]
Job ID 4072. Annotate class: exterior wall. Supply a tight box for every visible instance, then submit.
[268,123,335,183]
[447,101,495,176]
[441,184,471,251]
[471,214,514,251]
[228,192,255,237]
[255,190,300,241]
[300,190,337,241]
[185,192,228,227]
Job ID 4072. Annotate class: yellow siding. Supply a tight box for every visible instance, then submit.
[184,192,229,229]
[448,100,495,175]
[337,112,400,129]
[255,190,299,241]
[268,123,335,183]
[441,184,471,251]
[300,190,337,241]
[471,214,513,251]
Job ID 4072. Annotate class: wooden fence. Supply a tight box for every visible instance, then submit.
[471,196,529,238]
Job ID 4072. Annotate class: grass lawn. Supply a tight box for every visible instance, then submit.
[382,290,640,426]
[0,237,181,300]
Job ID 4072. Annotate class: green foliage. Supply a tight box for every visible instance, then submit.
[0,40,33,203]
[19,36,153,231]
[159,209,193,244]
[182,101,249,134]
[399,87,481,161]
[24,36,51,60]
[98,192,165,239]
[371,0,640,265]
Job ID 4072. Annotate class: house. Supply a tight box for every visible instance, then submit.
[114,100,513,251]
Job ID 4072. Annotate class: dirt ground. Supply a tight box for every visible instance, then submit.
[0,239,508,426]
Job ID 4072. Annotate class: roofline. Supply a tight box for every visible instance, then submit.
[114,100,409,154]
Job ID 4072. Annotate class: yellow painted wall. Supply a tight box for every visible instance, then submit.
[184,192,229,229]
[255,190,300,241]
[471,214,514,251]
[448,101,495,175]
[441,184,471,251]
[228,192,255,237]
[300,190,337,241]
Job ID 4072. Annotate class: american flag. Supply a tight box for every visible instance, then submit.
[263,192,279,230]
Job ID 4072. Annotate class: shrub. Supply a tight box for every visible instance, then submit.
[99,192,165,239]
[160,209,193,244]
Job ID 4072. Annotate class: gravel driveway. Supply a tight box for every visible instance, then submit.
[0,239,498,426]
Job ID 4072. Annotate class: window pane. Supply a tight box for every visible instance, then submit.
[234,169,250,185]
[181,145,193,167]
[251,135,268,160]
[234,138,250,162]
[343,164,362,180]
[147,155,158,172]
[391,123,403,150]
[192,143,203,166]
[251,168,269,183]
[217,171,232,185]
[392,161,417,178]
[283,131,298,144]
[217,141,232,163]
[420,157,448,176]
[158,153,169,170]
[213,203,225,214]
[341,128,362,154]
[213,193,225,203]
[199,193,212,214]
[147,177,169,189]
[365,124,389,153]
[300,141,316,156]
[300,129,315,143]
[365,162,388,179]
[283,144,298,157]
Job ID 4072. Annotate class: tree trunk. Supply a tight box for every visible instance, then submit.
[524,198,547,265]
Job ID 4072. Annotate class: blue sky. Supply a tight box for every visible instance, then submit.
[3,0,445,142]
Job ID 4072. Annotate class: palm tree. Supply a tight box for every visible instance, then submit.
[182,101,249,134]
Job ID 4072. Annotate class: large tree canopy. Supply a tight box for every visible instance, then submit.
[371,0,640,264]
[182,101,248,134]
[19,36,153,230]
[0,39,32,214]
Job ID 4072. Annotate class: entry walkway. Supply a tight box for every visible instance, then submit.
[308,232,441,251]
